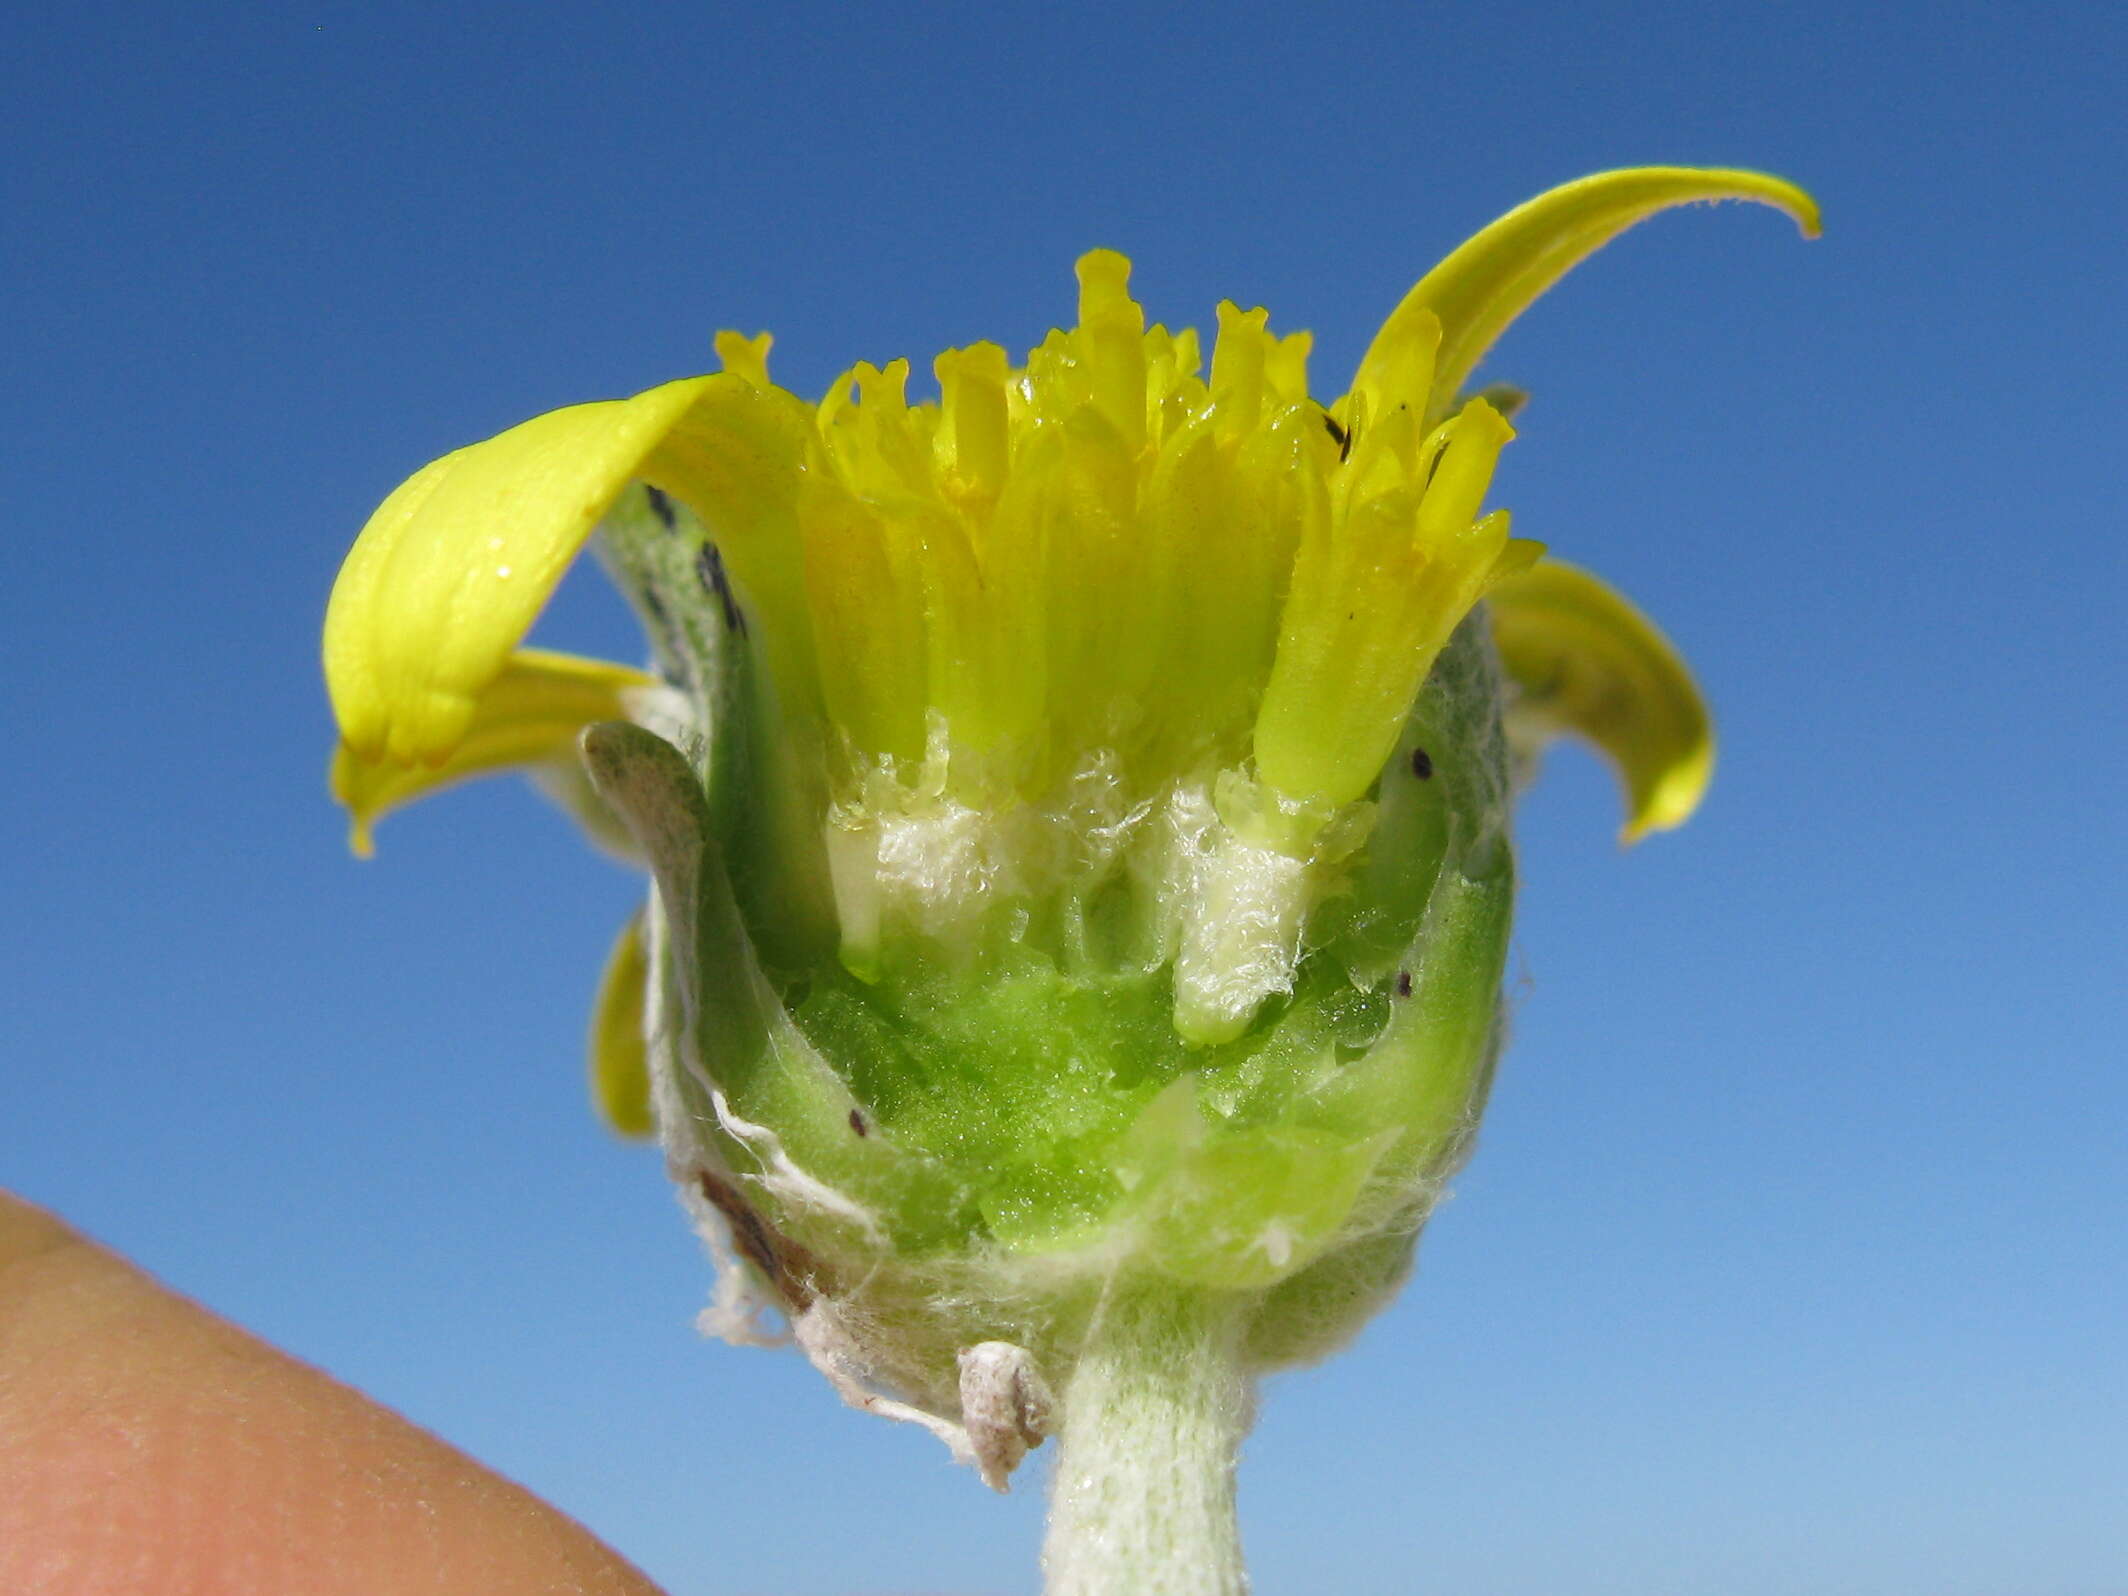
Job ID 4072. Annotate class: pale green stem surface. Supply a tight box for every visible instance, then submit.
[1042,1286,1254,1596]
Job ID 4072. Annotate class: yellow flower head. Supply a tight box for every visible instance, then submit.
[326,167,1816,856]
[320,170,1818,1493]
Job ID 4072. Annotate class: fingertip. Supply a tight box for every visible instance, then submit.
[0,1188,668,1596]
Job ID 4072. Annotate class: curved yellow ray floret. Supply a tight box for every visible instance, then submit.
[1487,560,1714,842]
[1352,167,1821,425]
[329,648,659,856]
[325,379,711,767]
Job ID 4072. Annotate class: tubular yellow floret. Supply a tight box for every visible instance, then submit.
[796,477,930,766]
[1253,397,1519,808]
[1146,325,1204,443]
[934,342,1012,503]
[1418,398,1516,537]
[1074,249,1149,452]
[1263,329,1313,407]
[1209,302,1270,435]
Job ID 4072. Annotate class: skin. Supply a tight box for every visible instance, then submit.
[0,1190,667,1596]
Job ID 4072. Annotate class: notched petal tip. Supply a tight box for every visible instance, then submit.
[1487,560,1715,844]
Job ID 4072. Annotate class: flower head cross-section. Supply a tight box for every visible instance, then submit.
[322,168,1817,1520]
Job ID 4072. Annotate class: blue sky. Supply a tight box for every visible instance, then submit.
[4,2,2123,1592]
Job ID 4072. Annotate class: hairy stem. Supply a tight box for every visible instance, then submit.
[1041,1285,1254,1596]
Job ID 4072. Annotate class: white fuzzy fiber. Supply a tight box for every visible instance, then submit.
[1042,1287,1254,1596]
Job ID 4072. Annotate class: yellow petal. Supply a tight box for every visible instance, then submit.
[1487,560,1713,842]
[1352,167,1820,425]
[324,377,712,767]
[330,648,659,857]
[588,912,655,1139]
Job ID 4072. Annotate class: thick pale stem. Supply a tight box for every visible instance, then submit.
[1042,1285,1254,1596]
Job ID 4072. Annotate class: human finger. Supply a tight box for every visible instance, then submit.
[0,1190,666,1596]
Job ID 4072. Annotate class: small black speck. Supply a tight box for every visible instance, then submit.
[644,484,677,529]
[848,1108,869,1137]
[696,542,747,635]
[1395,970,1413,998]
[1409,746,1434,779]
[1323,412,1353,461]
